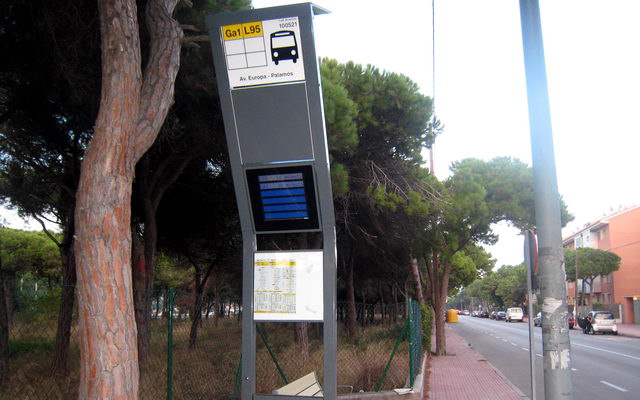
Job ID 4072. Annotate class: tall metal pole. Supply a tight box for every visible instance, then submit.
[518,1,573,399]
[525,257,537,400]
[524,230,537,400]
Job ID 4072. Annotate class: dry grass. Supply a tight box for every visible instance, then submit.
[2,317,410,399]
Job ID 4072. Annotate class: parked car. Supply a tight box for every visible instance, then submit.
[490,311,498,319]
[568,312,575,329]
[506,307,523,322]
[534,312,575,328]
[480,311,490,318]
[495,311,506,320]
[582,311,618,335]
[471,311,479,317]
[534,312,542,327]
[461,310,470,316]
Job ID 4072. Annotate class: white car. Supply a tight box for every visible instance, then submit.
[583,311,618,335]
[506,307,523,322]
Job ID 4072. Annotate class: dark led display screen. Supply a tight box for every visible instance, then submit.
[246,165,319,232]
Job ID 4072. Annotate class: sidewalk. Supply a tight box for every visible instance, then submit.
[428,324,526,399]
[617,323,640,338]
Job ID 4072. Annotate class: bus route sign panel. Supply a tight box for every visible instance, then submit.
[221,16,305,89]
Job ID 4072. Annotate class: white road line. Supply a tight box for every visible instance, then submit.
[511,342,518,346]
[536,354,543,357]
[571,368,578,372]
[573,342,640,361]
[502,339,508,342]
[600,380,628,392]
[521,347,528,352]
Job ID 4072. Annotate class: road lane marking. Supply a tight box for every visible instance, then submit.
[536,354,543,357]
[573,342,640,361]
[521,347,528,351]
[502,339,508,342]
[571,368,578,371]
[511,342,518,346]
[600,381,628,392]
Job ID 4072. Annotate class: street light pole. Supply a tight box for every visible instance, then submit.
[519,1,573,399]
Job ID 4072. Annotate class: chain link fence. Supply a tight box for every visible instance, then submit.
[0,281,424,399]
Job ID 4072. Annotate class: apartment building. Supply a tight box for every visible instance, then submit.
[563,205,640,324]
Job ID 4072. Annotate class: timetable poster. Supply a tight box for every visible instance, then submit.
[253,251,323,321]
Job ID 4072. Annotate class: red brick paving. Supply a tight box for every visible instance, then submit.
[427,324,526,399]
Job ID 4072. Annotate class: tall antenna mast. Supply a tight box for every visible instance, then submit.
[429,0,436,174]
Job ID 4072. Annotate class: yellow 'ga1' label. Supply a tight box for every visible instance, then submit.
[222,21,263,40]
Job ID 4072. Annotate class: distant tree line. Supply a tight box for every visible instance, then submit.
[450,247,620,313]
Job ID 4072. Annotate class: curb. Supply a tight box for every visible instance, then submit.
[426,352,433,400]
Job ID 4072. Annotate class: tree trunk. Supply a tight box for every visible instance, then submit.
[359,291,367,326]
[75,0,182,397]
[189,282,205,349]
[436,261,452,355]
[51,242,77,375]
[132,234,150,367]
[214,290,221,327]
[2,279,12,326]
[378,284,385,323]
[343,248,357,336]
[409,257,424,303]
[392,284,398,323]
[75,126,140,400]
[426,252,450,356]
[295,322,310,365]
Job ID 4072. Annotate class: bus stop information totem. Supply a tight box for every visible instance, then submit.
[206,3,337,400]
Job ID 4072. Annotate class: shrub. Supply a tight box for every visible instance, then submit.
[420,302,433,351]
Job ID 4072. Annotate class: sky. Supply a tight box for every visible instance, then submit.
[2,0,639,267]
[249,0,640,266]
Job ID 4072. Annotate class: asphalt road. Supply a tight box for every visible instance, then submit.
[451,316,640,400]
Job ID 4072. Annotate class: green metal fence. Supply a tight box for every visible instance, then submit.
[373,298,423,392]
[0,281,424,399]
[407,299,423,387]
